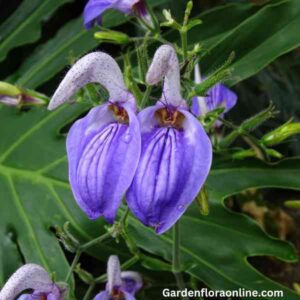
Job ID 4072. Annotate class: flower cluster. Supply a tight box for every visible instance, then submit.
[48,45,213,234]
[0,256,141,300]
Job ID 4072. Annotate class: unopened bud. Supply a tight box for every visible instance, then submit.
[0,82,21,106]
[284,200,300,209]
[241,103,277,131]
[184,1,193,25]
[232,149,256,160]
[265,148,283,159]
[94,30,129,44]
[0,82,47,107]
[196,186,209,216]
[262,121,300,146]
[161,10,181,30]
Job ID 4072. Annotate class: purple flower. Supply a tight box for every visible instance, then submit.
[84,0,149,29]
[191,63,237,117]
[0,95,19,106]
[0,82,46,107]
[94,255,142,300]
[127,45,213,234]
[48,52,141,223]
[0,264,68,300]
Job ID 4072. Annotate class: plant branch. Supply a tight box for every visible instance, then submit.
[172,222,189,300]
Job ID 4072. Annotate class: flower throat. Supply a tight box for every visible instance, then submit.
[155,107,185,130]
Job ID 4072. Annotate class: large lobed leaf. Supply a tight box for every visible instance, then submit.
[0,104,299,299]
[0,0,73,62]
[130,158,300,299]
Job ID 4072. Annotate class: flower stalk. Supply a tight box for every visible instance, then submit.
[172,222,188,300]
[65,231,112,283]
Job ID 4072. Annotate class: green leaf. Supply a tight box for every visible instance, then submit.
[10,0,170,89]
[129,157,300,299]
[197,0,300,85]
[0,104,299,299]
[0,104,125,286]
[0,0,73,62]
[13,18,99,89]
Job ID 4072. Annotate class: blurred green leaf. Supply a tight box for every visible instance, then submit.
[197,0,300,85]
[14,18,99,89]
[0,105,299,299]
[9,0,170,89]
[0,0,73,62]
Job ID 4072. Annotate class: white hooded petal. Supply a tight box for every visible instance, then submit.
[48,52,133,110]
[146,44,184,107]
[0,264,53,300]
[106,255,123,293]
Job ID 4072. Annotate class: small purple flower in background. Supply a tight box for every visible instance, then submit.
[0,95,20,106]
[0,264,68,300]
[84,0,149,29]
[0,81,46,107]
[94,255,142,300]
[48,52,141,224]
[191,63,237,118]
[127,45,213,234]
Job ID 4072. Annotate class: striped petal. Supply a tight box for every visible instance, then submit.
[127,105,212,234]
[67,103,141,222]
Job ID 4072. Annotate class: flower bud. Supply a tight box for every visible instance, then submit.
[284,200,300,209]
[161,9,181,30]
[232,149,256,160]
[0,81,47,107]
[0,82,21,106]
[241,103,277,131]
[265,148,283,159]
[262,121,300,146]
[196,187,209,216]
[94,30,129,44]
[0,81,21,97]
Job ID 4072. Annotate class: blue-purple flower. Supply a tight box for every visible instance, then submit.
[48,52,141,224]
[84,0,149,29]
[191,63,237,118]
[94,255,142,300]
[127,45,213,234]
[0,264,68,300]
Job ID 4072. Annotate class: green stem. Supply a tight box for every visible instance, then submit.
[83,282,96,300]
[65,232,111,283]
[180,28,188,61]
[172,222,188,300]
[65,250,82,282]
[140,86,152,108]
[120,206,130,226]
[81,232,111,251]
[145,1,160,34]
